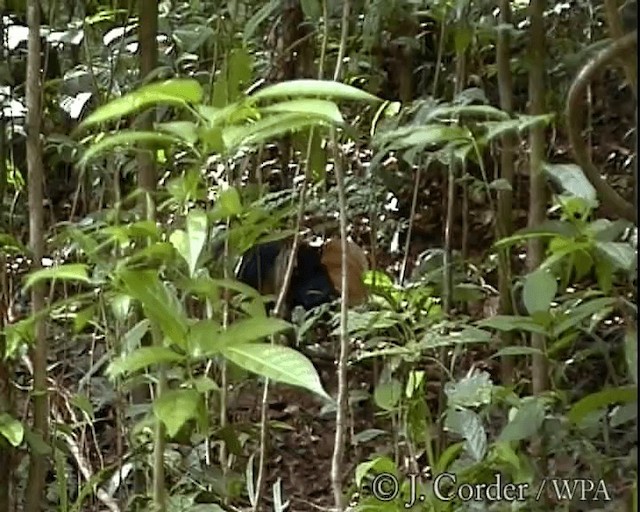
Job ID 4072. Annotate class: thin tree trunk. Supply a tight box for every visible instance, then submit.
[24,0,48,510]
[496,0,517,385]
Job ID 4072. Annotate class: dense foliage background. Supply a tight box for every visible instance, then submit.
[0,0,637,511]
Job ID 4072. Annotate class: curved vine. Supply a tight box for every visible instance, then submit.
[566,29,637,222]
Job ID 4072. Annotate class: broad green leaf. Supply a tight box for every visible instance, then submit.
[595,258,614,294]
[223,112,332,150]
[156,121,199,144]
[491,346,544,358]
[70,394,95,420]
[478,315,548,335]
[522,269,557,314]
[595,241,636,271]
[363,269,394,289]
[0,232,27,252]
[300,0,321,19]
[186,209,208,266]
[227,49,253,102]
[444,371,493,408]
[553,297,615,337]
[199,277,262,299]
[307,127,326,182]
[23,263,90,290]
[374,377,403,411]
[215,187,243,217]
[192,376,219,393]
[106,346,186,379]
[153,389,203,438]
[425,104,509,122]
[568,385,637,424]
[110,294,132,322]
[80,79,203,128]
[355,456,398,486]
[199,126,225,154]
[244,0,281,43]
[222,343,331,400]
[261,99,344,124]
[544,163,597,202]
[352,429,387,444]
[610,402,637,427]
[435,442,464,473]
[455,25,473,54]
[0,413,24,447]
[444,409,487,462]
[494,220,578,248]
[498,399,545,442]
[481,114,553,143]
[118,270,188,345]
[187,320,221,357]
[190,317,291,357]
[252,79,382,103]
[423,327,493,348]
[169,209,207,277]
[79,131,183,166]
[73,305,96,333]
[381,125,469,151]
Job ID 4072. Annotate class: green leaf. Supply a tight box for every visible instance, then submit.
[223,112,332,150]
[307,128,326,182]
[70,394,95,420]
[23,264,90,290]
[553,297,616,337]
[300,0,321,19]
[227,49,253,102]
[435,442,464,473]
[494,220,578,249]
[379,125,469,151]
[221,343,331,401]
[479,114,553,144]
[169,208,208,277]
[427,104,509,123]
[244,0,281,43]
[522,269,557,314]
[355,456,397,486]
[216,187,243,217]
[189,317,291,357]
[106,346,186,379]
[478,315,548,335]
[568,386,637,424]
[491,346,545,358]
[261,99,344,124]
[118,270,188,345]
[156,121,199,145]
[374,377,403,411]
[444,409,487,462]
[0,232,27,252]
[252,79,381,103]
[498,399,545,442]
[454,25,473,54]
[0,413,24,447]
[153,389,203,438]
[73,305,96,333]
[444,371,493,409]
[544,163,597,202]
[79,79,203,128]
[595,241,636,271]
[79,131,183,166]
